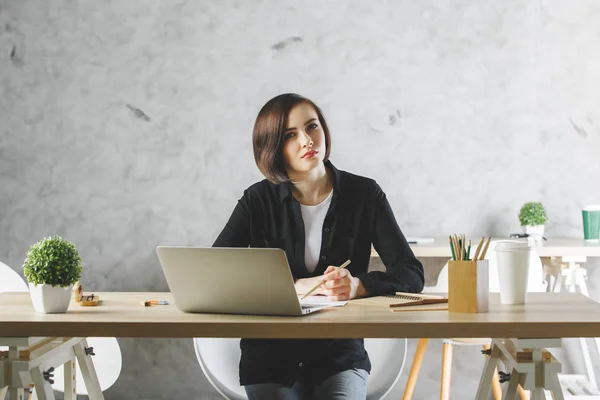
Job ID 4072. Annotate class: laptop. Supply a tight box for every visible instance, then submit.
[155,247,335,316]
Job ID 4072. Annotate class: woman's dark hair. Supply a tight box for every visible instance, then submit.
[252,93,331,184]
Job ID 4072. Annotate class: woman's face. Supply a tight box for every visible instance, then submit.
[282,103,326,174]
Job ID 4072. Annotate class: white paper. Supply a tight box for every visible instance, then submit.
[299,295,348,307]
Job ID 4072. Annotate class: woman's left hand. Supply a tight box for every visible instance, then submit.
[320,266,368,301]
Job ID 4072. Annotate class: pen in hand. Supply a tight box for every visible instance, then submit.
[300,259,351,300]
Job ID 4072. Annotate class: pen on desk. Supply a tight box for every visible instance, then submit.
[140,300,169,307]
[300,259,351,300]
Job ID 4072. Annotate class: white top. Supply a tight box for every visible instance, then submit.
[300,190,333,273]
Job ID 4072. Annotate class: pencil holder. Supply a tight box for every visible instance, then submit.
[448,260,489,313]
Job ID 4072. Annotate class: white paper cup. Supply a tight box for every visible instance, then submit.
[495,241,530,305]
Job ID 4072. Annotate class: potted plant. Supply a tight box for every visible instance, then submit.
[23,235,83,313]
[518,202,548,236]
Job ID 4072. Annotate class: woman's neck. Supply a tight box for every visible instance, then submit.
[289,163,333,206]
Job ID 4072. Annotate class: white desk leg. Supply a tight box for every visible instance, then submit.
[475,340,501,400]
[479,339,563,400]
[574,276,600,364]
[574,279,600,390]
[545,366,565,400]
[502,368,522,400]
[63,359,76,400]
[30,367,55,400]
[8,346,24,400]
[554,274,564,293]
[73,340,103,400]
[561,259,599,390]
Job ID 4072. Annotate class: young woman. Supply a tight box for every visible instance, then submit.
[213,93,424,400]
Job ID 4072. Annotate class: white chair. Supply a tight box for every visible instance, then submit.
[403,241,547,400]
[0,261,29,293]
[1,262,29,399]
[194,337,407,400]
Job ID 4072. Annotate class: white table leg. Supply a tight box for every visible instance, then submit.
[477,339,563,400]
[29,367,54,400]
[554,274,564,293]
[574,275,600,377]
[73,341,103,400]
[475,340,501,400]
[63,359,76,400]
[561,259,600,390]
[531,348,545,400]
[545,366,564,400]
[8,346,24,400]
[502,368,521,400]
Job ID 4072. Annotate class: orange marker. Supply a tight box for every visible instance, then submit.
[140,300,169,307]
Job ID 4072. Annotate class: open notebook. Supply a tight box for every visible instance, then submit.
[351,292,448,311]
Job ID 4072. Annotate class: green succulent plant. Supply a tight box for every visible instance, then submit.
[518,202,548,226]
[22,236,82,287]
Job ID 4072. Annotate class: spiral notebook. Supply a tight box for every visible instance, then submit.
[352,292,448,311]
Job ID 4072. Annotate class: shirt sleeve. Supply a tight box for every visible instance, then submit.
[358,182,425,296]
[212,190,252,248]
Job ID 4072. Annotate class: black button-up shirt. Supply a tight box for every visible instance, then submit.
[213,160,424,386]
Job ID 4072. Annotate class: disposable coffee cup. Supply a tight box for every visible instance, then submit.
[583,205,600,242]
[495,241,530,305]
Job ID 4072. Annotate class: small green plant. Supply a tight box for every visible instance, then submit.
[23,236,82,287]
[518,202,548,226]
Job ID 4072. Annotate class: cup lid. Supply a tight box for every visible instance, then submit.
[494,240,530,251]
[583,205,600,211]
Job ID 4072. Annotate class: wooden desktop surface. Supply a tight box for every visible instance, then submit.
[2,292,600,339]
[371,238,600,258]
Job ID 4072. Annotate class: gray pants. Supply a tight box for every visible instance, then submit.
[244,368,369,400]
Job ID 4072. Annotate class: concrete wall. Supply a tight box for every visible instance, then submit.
[2,1,600,398]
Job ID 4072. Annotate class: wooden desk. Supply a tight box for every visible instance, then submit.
[1,292,600,339]
[371,237,600,259]
[2,292,599,400]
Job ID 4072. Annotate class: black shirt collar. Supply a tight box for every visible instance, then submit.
[278,160,341,203]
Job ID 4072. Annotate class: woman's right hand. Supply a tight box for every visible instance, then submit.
[294,276,324,296]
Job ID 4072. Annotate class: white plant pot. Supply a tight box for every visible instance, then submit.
[524,225,545,237]
[28,283,73,313]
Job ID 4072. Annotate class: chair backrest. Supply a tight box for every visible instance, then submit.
[0,261,29,293]
[52,337,123,395]
[364,338,407,400]
[195,338,245,400]
[424,241,546,294]
[0,262,29,354]
[194,337,407,400]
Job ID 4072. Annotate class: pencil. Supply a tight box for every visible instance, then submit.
[479,237,492,260]
[473,237,485,261]
[300,259,352,300]
[449,236,456,260]
[467,240,471,261]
